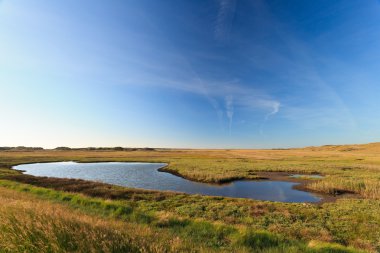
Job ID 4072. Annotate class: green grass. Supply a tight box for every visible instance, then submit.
[0,181,365,253]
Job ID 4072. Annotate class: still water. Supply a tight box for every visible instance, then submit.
[13,162,321,203]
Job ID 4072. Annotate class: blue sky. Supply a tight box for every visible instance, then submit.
[1,0,380,148]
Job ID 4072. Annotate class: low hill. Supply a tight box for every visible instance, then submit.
[303,142,380,152]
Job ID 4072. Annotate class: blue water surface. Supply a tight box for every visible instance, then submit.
[14,162,321,203]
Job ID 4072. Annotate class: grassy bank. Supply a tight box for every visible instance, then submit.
[1,143,380,252]
[0,181,365,253]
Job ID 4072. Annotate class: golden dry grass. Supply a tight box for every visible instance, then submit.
[0,187,197,253]
[0,183,368,253]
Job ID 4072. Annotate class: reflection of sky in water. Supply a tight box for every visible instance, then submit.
[290,174,324,179]
[14,162,321,203]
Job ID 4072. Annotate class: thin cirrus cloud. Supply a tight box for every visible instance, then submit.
[123,73,282,134]
[240,0,357,131]
[117,0,281,134]
[214,0,237,41]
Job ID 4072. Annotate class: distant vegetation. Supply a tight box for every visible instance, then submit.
[0,146,156,151]
[0,146,44,151]
[54,146,156,151]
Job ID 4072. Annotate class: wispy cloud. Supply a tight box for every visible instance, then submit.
[214,0,236,41]
[115,0,354,134]
[225,95,234,134]
[120,68,281,134]
[264,101,280,120]
[150,77,281,133]
[244,0,356,131]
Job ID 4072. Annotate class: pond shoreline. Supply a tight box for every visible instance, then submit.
[9,161,359,204]
[158,167,359,204]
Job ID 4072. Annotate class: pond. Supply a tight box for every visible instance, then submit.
[13,162,321,203]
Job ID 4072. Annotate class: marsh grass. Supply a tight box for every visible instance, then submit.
[307,177,380,199]
[1,144,380,252]
[0,188,187,253]
[0,180,375,252]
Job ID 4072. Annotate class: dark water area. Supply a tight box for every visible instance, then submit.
[13,162,321,203]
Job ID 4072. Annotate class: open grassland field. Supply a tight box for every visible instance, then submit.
[1,142,380,252]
